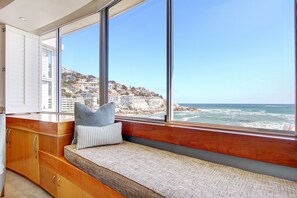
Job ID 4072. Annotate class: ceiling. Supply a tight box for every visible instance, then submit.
[0,0,145,35]
[58,0,145,36]
[0,0,93,32]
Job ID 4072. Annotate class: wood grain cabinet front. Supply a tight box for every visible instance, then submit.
[40,164,91,198]
[40,165,57,197]
[6,128,39,184]
[57,175,83,198]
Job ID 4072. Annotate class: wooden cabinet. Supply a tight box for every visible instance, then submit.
[23,131,39,183]
[6,128,39,184]
[40,164,91,198]
[57,175,83,198]
[6,128,24,173]
[82,192,93,198]
[40,165,57,197]
[6,115,120,198]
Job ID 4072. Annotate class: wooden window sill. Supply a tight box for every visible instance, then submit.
[118,119,297,168]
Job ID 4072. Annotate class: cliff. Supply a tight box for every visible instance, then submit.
[61,67,197,114]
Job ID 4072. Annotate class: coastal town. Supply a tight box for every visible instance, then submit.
[61,67,197,114]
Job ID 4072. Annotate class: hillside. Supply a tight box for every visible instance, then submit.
[61,67,197,115]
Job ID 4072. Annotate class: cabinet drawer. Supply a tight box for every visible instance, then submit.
[40,165,57,197]
[57,175,83,198]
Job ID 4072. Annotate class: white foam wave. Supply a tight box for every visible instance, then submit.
[178,115,200,121]
[199,108,294,119]
[240,122,295,131]
[264,105,283,108]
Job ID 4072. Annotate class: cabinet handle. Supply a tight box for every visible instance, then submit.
[33,135,37,159]
[6,129,8,144]
[8,129,11,145]
[57,178,61,187]
[52,176,56,184]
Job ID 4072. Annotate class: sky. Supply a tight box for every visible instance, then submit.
[61,0,295,104]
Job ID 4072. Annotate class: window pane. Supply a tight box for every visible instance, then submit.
[61,14,100,113]
[41,31,57,112]
[109,0,166,120]
[173,0,295,133]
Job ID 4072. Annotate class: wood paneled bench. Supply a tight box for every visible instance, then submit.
[5,114,297,197]
[39,150,122,197]
[6,114,123,198]
[64,141,297,198]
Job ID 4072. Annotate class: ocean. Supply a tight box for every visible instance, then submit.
[124,103,295,132]
[175,104,295,131]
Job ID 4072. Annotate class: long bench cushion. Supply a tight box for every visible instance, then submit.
[64,141,297,198]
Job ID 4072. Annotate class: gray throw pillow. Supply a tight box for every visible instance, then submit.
[76,122,123,149]
[72,102,115,144]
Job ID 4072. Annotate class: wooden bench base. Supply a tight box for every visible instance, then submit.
[7,152,121,197]
[39,150,123,198]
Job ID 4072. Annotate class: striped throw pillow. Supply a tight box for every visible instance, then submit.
[76,122,123,149]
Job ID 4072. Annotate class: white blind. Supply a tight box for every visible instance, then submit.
[25,36,39,112]
[0,25,5,111]
[5,25,40,113]
[6,29,25,112]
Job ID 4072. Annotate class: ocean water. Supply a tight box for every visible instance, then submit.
[175,104,295,131]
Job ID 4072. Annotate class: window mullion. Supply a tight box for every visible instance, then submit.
[100,8,109,106]
[57,28,62,113]
[166,0,173,122]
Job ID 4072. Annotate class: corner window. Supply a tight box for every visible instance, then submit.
[61,15,100,113]
[173,0,295,134]
[40,0,296,136]
[41,31,57,112]
[109,0,167,120]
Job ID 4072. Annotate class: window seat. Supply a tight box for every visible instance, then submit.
[64,141,297,198]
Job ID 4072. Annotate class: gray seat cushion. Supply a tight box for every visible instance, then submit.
[72,102,115,144]
[64,142,297,198]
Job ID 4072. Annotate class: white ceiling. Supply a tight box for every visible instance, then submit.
[59,0,144,36]
[0,0,92,32]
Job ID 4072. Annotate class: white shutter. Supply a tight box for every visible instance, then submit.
[6,27,25,113]
[5,25,40,113]
[25,36,39,112]
[0,25,5,112]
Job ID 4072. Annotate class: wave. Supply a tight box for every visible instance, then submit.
[264,105,283,108]
[194,108,294,118]
[174,108,295,131]
[240,122,295,131]
[179,115,200,121]
[120,106,295,131]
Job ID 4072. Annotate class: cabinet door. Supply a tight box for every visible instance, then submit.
[23,132,39,183]
[6,129,24,173]
[82,191,93,198]
[40,165,57,197]
[6,129,39,184]
[57,175,83,198]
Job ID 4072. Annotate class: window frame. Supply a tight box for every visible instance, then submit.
[40,0,297,137]
[41,35,57,112]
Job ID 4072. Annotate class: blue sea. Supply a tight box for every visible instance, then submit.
[175,104,295,131]
[127,103,295,132]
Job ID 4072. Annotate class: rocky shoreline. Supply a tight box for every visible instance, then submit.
[116,103,199,115]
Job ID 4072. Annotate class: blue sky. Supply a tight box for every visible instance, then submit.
[62,0,295,104]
